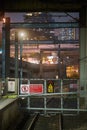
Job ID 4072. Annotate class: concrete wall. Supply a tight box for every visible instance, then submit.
[0,99,21,130]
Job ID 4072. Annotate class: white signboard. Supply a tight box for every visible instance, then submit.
[20,84,29,94]
[8,81,15,92]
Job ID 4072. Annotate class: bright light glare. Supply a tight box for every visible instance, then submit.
[20,32,25,37]
[3,18,6,23]
[18,31,26,40]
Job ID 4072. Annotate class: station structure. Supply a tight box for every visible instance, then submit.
[0,1,87,114]
[0,1,87,130]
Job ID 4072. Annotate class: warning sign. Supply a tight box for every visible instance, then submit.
[47,83,54,93]
[29,84,43,94]
[20,84,29,94]
[47,80,54,93]
[20,84,43,94]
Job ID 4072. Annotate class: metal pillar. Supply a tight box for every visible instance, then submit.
[2,17,10,95]
[80,7,87,108]
[15,31,18,94]
[58,44,61,78]
[20,39,23,86]
[44,80,47,114]
[39,50,43,78]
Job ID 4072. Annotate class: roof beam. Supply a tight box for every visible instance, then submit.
[9,22,79,29]
[0,0,86,12]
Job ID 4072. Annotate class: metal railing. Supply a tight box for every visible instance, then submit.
[1,78,87,114]
[18,79,87,114]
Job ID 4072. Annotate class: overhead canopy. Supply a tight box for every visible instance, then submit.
[0,0,87,12]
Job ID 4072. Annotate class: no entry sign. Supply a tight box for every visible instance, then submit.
[20,84,43,94]
[20,84,29,94]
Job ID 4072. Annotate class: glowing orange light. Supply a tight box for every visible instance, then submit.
[3,18,6,23]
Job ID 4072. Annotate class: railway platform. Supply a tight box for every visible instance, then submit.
[0,97,21,130]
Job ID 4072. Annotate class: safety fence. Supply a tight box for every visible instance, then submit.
[18,79,86,114]
[1,78,87,114]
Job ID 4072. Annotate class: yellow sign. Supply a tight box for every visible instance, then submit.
[48,83,54,93]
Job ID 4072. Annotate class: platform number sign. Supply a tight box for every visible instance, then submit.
[47,80,54,93]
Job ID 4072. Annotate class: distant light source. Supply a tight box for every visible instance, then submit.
[26,13,32,16]
[18,31,27,40]
[20,32,25,37]
[56,75,59,79]
[3,18,6,23]
[0,49,2,54]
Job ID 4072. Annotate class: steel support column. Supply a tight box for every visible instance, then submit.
[80,6,87,108]
[15,31,19,94]
[2,17,10,95]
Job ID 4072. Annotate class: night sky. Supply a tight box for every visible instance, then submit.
[5,12,26,22]
[5,12,79,23]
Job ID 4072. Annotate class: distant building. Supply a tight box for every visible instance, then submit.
[8,12,79,79]
[23,12,55,40]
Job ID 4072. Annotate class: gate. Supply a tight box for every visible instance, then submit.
[18,78,87,114]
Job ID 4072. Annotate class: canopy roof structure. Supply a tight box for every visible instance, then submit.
[0,0,87,12]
